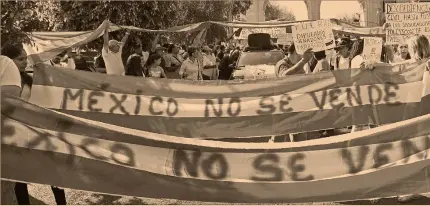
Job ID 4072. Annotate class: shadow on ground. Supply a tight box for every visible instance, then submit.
[84,193,149,205]
[338,195,430,205]
[30,195,47,205]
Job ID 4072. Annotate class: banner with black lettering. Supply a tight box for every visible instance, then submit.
[28,61,430,139]
[1,95,430,203]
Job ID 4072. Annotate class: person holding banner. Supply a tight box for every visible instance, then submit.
[275,43,313,76]
[312,50,330,73]
[332,38,353,70]
[1,43,68,205]
[396,35,430,202]
[102,23,130,75]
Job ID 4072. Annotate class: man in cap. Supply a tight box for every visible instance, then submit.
[102,25,130,75]
[332,37,353,70]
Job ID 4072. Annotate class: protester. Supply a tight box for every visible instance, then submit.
[218,50,239,80]
[128,43,143,60]
[125,55,146,77]
[141,42,150,65]
[102,25,130,75]
[392,44,411,62]
[1,43,67,205]
[332,38,353,70]
[275,43,313,76]
[179,47,203,80]
[217,45,226,60]
[94,51,106,72]
[1,43,31,99]
[201,45,218,80]
[180,44,188,59]
[48,48,76,69]
[312,50,330,73]
[145,53,167,78]
[350,38,365,69]
[164,44,184,79]
[0,55,22,97]
[406,35,430,63]
[73,49,95,72]
[154,44,166,57]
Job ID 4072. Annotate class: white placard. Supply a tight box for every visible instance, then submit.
[385,2,430,44]
[291,19,335,54]
[277,33,293,45]
[362,37,383,64]
[234,28,285,39]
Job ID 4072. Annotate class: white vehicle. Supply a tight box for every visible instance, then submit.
[232,49,285,80]
[231,33,285,80]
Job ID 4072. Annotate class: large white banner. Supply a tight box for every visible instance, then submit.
[385,2,430,44]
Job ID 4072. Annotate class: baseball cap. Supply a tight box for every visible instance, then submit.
[155,44,167,51]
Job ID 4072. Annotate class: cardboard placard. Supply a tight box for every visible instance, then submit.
[292,19,335,54]
[363,37,383,64]
[385,2,430,44]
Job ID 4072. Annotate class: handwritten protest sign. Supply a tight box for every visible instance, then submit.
[292,19,335,54]
[385,2,430,44]
[277,33,293,45]
[362,37,383,64]
[234,28,285,39]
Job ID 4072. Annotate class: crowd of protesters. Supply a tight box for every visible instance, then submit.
[2,22,430,204]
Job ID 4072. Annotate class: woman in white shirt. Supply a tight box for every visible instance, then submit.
[0,55,22,97]
[349,39,365,69]
[0,43,28,97]
[1,43,68,205]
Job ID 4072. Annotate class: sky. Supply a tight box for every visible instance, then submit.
[271,0,362,20]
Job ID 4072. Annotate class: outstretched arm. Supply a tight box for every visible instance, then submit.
[121,29,131,46]
[103,25,109,53]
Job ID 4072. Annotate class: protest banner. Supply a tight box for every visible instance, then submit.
[276,33,293,45]
[292,19,336,54]
[233,27,285,39]
[26,20,385,65]
[385,2,430,44]
[362,37,383,64]
[28,61,430,139]
[1,94,430,203]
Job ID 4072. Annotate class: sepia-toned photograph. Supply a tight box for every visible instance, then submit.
[1,0,430,205]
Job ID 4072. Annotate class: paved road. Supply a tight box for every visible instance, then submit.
[26,184,430,205]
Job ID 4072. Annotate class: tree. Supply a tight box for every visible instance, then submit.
[264,0,296,21]
[1,0,58,46]
[1,0,252,51]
